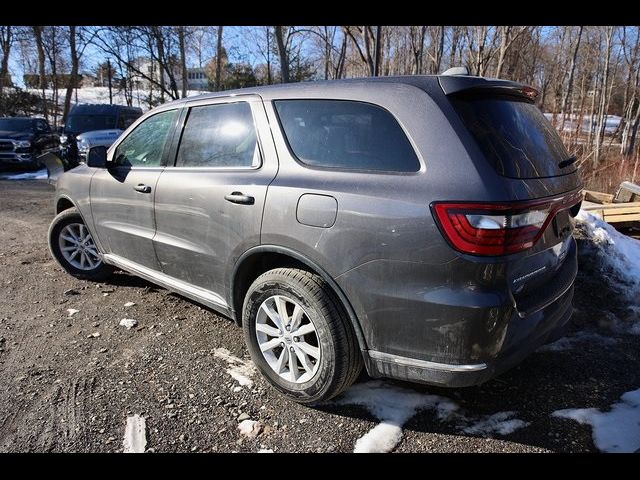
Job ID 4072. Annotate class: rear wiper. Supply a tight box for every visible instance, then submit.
[558,155,577,169]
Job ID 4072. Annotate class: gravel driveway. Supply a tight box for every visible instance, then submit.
[0,180,638,453]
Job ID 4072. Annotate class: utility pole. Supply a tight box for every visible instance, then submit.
[107,59,113,105]
[373,26,382,77]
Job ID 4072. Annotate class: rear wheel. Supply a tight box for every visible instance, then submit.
[242,268,362,404]
[48,207,113,281]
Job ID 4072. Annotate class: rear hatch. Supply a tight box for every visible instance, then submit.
[438,76,582,315]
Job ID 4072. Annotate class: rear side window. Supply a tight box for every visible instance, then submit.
[274,99,420,172]
[451,95,574,179]
[176,102,259,168]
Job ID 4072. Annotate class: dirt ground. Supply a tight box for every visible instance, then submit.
[0,180,638,453]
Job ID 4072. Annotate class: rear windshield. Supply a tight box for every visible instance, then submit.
[65,115,117,134]
[451,95,574,179]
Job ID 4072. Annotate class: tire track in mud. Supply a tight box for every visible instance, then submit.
[0,376,97,452]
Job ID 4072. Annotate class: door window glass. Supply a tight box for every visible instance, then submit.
[113,109,177,167]
[176,102,259,168]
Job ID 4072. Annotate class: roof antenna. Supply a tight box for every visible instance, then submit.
[441,66,470,76]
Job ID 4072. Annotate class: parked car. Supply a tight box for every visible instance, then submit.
[0,117,59,170]
[47,73,583,404]
[59,104,142,168]
[75,129,125,163]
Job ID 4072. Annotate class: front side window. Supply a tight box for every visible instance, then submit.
[274,99,421,172]
[176,102,259,168]
[113,109,177,167]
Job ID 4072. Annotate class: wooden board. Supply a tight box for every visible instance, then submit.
[582,200,640,224]
[584,190,614,204]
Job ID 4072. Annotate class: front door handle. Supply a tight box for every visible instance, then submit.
[134,184,152,194]
[224,192,255,205]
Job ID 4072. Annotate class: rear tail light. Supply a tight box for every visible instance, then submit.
[431,191,582,256]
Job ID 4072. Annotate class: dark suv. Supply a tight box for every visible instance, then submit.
[60,104,142,168]
[0,117,59,170]
[47,74,582,403]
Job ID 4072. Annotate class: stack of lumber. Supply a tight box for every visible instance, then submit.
[581,182,640,224]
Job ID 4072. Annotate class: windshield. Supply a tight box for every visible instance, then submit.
[65,115,117,134]
[0,118,34,132]
[451,94,575,179]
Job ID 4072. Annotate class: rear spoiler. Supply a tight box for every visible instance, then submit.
[438,75,538,101]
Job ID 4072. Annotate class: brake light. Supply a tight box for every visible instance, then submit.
[431,192,582,256]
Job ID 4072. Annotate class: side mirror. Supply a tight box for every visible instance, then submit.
[87,146,108,168]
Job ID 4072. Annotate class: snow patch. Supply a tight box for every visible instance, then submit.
[576,210,640,335]
[123,414,147,453]
[576,210,640,302]
[25,86,207,113]
[552,388,640,453]
[462,411,530,436]
[213,347,256,387]
[0,168,48,180]
[334,380,459,453]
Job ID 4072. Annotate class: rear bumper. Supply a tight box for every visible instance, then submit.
[363,284,574,387]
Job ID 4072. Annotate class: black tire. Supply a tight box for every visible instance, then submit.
[242,268,362,404]
[48,207,113,281]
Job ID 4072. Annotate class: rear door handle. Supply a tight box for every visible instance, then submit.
[134,184,152,193]
[224,192,255,205]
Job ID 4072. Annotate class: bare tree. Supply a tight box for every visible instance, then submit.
[32,26,48,120]
[177,26,188,98]
[274,26,290,83]
[0,26,13,96]
[215,26,224,91]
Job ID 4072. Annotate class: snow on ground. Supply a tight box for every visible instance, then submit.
[0,168,48,180]
[123,414,147,453]
[26,86,208,113]
[462,411,529,436]
[552,388,640,453]
[334,380,460,453]
[575,210,640,334]
[334,380,530,453]
[544,113,621,135]
[213,348,257,388]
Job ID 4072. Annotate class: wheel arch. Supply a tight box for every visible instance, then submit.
[230,245,368,353]
[55,195,76,214]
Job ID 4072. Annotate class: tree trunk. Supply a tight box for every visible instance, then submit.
[0,26,12,97]
[594,27,614,166]
[152,27,167,102]
[274,26,290,83]
[63,26,78,122]
[373,26,382,76]
[215,26,224,90]
[32,26,48,121]
[335,34,347,79]
[560,26,583,132]
[178,26,188,98]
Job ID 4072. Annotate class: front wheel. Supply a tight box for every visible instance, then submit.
[242,268,362,404]
[48,207,113,281]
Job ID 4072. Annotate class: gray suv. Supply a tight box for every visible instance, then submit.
[48,74,582,403]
